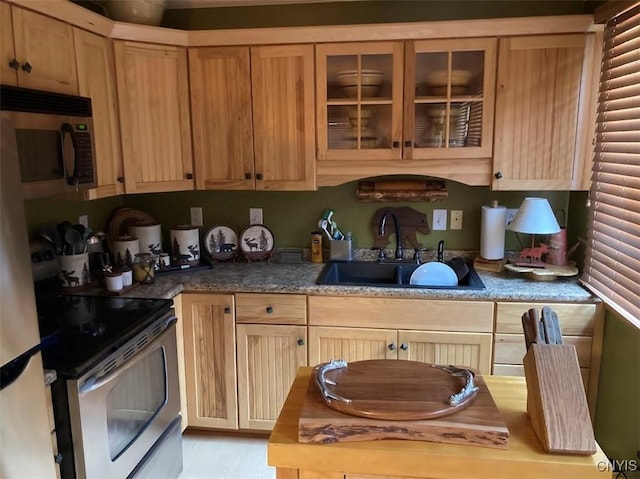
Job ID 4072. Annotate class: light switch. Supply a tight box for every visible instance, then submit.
[433,209,447,231]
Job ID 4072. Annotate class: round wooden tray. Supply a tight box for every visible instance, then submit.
[315,359,479,420]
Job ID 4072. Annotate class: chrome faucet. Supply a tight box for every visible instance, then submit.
[378,211,403,260]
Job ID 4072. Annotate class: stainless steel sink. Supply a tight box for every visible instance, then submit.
[316,260,486,289]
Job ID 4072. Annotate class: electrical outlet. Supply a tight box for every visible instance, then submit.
[190,207,203,227]
[249,208,263,225]
[505,208,518,227]
[450,210,463,230]
[433,209,447,231]
[78,215,89,228]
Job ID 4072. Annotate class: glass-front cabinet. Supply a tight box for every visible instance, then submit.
[407,38,496,160]
[316,42,404,161]
[316,38,496,163]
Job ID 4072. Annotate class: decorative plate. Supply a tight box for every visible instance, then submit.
[107,207,156,241]
[204,225,239,261]
[239,224,275,260]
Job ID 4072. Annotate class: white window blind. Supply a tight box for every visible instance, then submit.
[582,3,640,328]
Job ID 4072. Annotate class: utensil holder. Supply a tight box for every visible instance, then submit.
[330,239,352,261]
[523,344,596,455]
[58,253,91,289]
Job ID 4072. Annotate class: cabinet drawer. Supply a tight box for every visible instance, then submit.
[494,333,592,367]
[492,364,590,391]
[308,296,493,332]
[495,302,596,335]
[236,293,307,325]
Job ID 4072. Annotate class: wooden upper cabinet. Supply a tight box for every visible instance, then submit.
[114,41,193,194]
[493,33,601,190]
[10,7,78,95]
[1,3,18,86]
[73,29,123,199]
[189,46,255,190]
[406,38,496,161]
[316,41,404,161]
[189,44,316,191]
[251,44,316,190]
[315,39,497,186]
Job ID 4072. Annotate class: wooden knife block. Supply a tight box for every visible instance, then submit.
[523,344,596,455]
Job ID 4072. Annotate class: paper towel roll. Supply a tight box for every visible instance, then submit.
[480,204,507,260]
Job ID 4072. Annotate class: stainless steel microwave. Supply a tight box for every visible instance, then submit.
[0,85,97,199]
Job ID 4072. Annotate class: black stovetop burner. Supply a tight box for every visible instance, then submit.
[35,281,173,378]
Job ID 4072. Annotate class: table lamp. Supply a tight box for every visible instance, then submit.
[507,197,560,267]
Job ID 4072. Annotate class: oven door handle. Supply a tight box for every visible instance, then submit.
[79,316,177,396]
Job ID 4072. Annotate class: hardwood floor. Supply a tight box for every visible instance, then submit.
[179,430,275,479]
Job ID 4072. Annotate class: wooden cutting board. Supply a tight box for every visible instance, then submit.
[299,360,509,449]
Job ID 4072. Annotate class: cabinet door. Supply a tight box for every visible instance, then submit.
[236,293,307,325]
[12,8,78,94]
[251,44,316,191]
[308,326,398,366]
[407,38,496,160]
[182,293,238,429]
[73,29,123,199]
[397,330,493,375]
[316,42,404,161]
[236,324,307,430]
[493,34,595,190]
[115,41,193,193]
[1,3,18,86]
[189,46,255,190]
[172,294,188,431]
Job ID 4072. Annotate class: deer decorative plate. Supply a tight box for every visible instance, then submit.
[239,224,275,261]
[204,225,239,261]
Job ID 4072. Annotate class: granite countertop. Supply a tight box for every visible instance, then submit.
[117,261,596,303]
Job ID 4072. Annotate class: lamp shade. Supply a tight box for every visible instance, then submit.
[507,197,561,234]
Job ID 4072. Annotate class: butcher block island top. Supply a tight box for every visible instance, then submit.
[268,368,609,479]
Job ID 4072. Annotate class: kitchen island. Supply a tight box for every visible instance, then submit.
[268,367,609,479]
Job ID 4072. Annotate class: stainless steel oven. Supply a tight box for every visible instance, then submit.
[68,312,180,479]
[41,295,182,479]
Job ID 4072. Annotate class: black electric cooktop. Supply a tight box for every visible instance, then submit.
[35,283,173,378]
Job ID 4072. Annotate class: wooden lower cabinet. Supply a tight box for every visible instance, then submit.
[492,301,604,415]
[397,330,492,374]
[308,326,398,364]
[236,324,307,430]
[309,326,492,375]
[182,293,238,429]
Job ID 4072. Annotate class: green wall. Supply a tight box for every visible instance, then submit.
[162,0,597,29]
[595,311,640,478]
[23,181,568,254]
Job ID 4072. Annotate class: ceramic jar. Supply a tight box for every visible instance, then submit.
[58,253,91,289]
[170,225,200,266]
[128,223,162,255]
[111,235,139,267]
